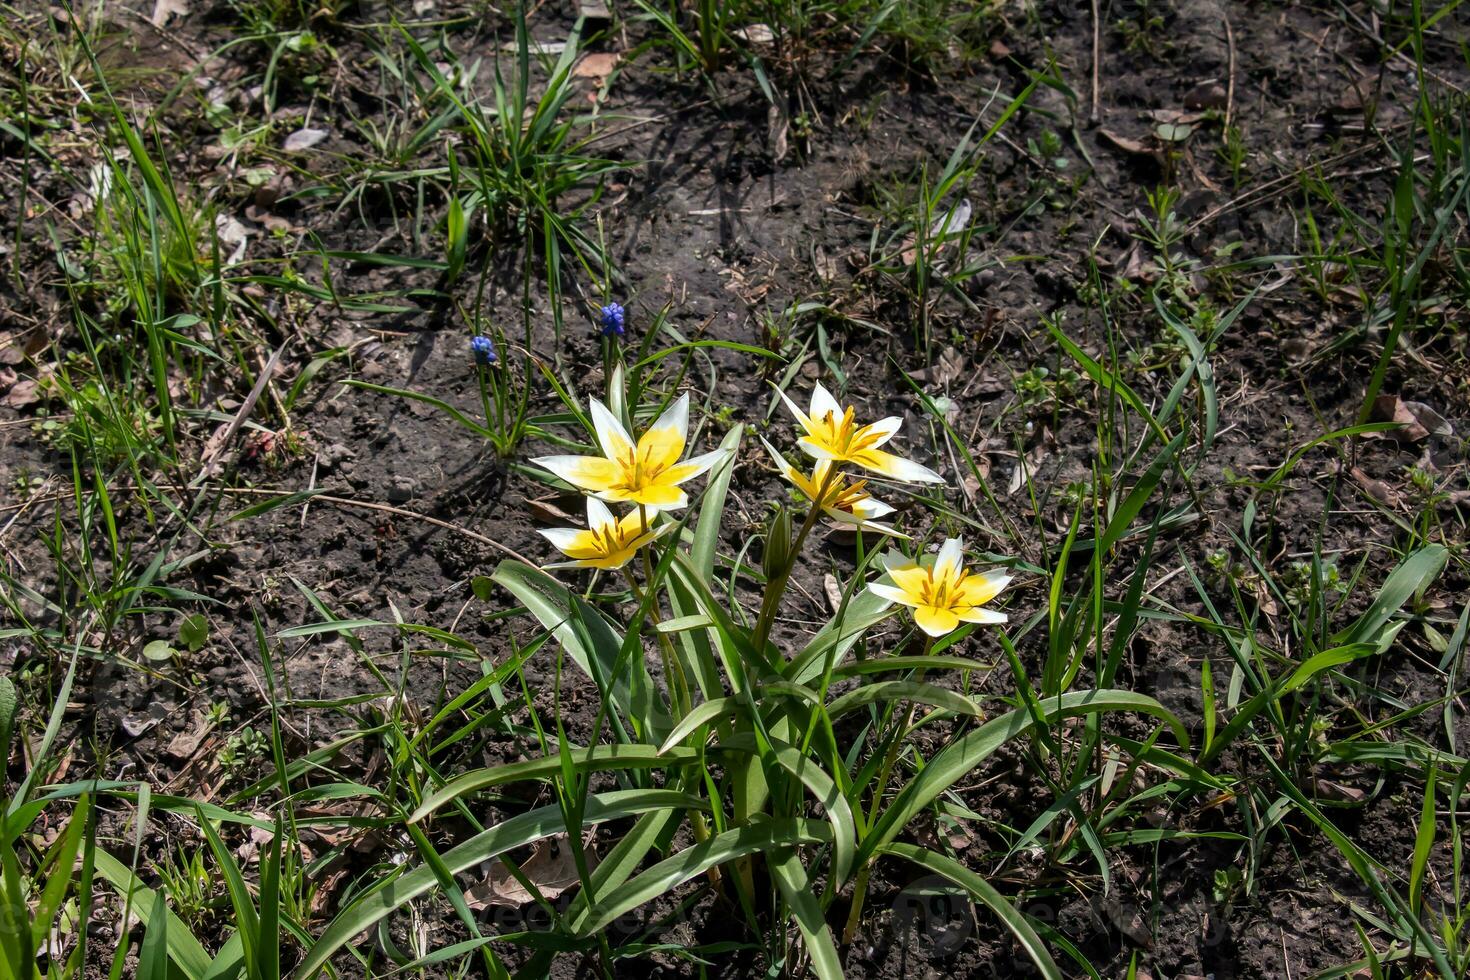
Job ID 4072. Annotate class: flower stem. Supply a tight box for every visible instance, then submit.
[752,466,840,653]
[843,635,934,943]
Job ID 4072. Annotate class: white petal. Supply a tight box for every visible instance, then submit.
[759,437,800,482]
[866,581,914,606]
[589,398,635,458]
[852,497,895,519]
[957,607,1007,624]
[537,527,586,552]
[825,510,908,538]
[776,386,813,431]
[809,383,842,424]
[865,452,944,483]
[585,496,617,531]
[935,538,964,580]
[664,447,730,485]
[648,392,690,445]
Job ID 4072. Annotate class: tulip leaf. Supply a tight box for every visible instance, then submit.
[299,791,706,979]
[880,843,1063,979]
[493,559,661,739]
[860,689,1187,863]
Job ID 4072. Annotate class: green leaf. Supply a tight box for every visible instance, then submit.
[881,843,1062,979]
[178,614,209,653]
[92,851,211,980]
[825,680,985,722]
[1332,544,1447,648]
[0,676,17,772]
[576,819,830,935]
[493,560,662,739]
[137,892,172,980]
[298,791,704,980]
[692,425,743,579]
[142,640,176,662]
[410,746,700,823]
[861,690,1187,862]
[770,848,845,980]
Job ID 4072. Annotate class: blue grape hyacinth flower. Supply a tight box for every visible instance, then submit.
[470,335,497,365]
[599,302,626,337]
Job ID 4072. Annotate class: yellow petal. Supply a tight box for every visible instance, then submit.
[660,448,727,486]
[589,398,635,459]
[913,604,961,637]
[613,481,687,511]
[887,565,931,603]
[956,571,1009,607]
[534,455,623,493]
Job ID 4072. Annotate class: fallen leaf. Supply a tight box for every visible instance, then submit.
[909,347,964,387]
[1315,779,1366,803]
[767,104,789,163]
[1,379,40,410]
[165,713,214,761]
[823,573,842,614]
[1183,80,1227,110]
[578,0,611,18]
[901,198,971,265]
[468,834,598,909]
[1099,128,1154,157]
[1146,108,1205,126]
[150,0,188,26]
[1371,394,1452,441]
[573,52,618,80]
[0,333,24,366]
[1348,466,1403,508]
[733,24,775,44]
[526,496,582,526]
[283,127,329,152]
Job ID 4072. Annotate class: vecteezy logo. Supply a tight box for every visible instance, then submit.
[889,873,975,958]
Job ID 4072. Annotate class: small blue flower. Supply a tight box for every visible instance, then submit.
[470,335,497,365]
[599,302,626,338]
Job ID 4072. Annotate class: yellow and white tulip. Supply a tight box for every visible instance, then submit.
[760,438,905,537]
[533,393,728,511]
[538,497,672,571]
[776,384,942,484]
[867,538,1010,638]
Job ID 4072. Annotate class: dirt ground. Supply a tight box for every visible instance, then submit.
[2,0,1469,977]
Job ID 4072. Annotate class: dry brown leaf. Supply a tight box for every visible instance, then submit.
[1315,779,1366,803]
[468,833,598,909]
[165,713,214,761]
[909,347,965,387]
[823,573,842,614]
[1371,393,1452,442]
[527,496,582,525]
[1348,466,1403,508]
[1099,128,1154,157]
[283,127,329,152]
[2,379,41,410]
[1183,80,1227,110]
[767,104,789,163]
[572,52,619,80]
[151,0,189,26]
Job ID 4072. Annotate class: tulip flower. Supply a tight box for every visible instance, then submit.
[760,438,905,537]
[532,394,728,511]
[867,538,1010,637]
[538,497,672,571]
[776,384,942,483]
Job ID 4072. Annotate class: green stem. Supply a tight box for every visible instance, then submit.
[843,636,933,943]
[752,466,839,652]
